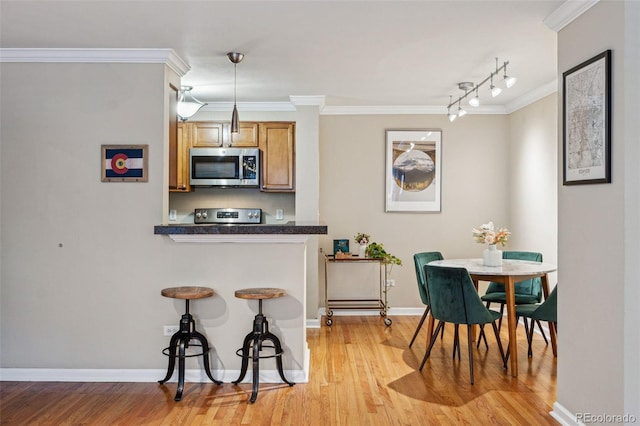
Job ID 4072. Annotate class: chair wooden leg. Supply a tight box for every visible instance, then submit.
[466,325,474,385]
[453,325,460,360]
[535,320,549,345]
[522,318,534,358]
[409,307,430,348]
[504,316,519,366]
[497,303,505,331]
[491,321,507,369]
[476,324,489,350]
[420,321,444,370]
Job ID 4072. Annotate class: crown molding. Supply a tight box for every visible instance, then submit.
[201,102,296,112]
[320,104,507,115]
[505,80,558,113]
[290,95,325,108]
[0,48,190,76]
[544,0,600,32]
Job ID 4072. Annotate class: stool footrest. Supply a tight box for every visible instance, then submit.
[235,344,283,360]
[162,343,210,359]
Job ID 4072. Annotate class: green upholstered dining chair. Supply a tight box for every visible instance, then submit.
[420,265,506,385]
[409,252,444,348]
[510,285,557,359]
[479,251,547,347]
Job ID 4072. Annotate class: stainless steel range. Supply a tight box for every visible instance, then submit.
[194,207,262,224]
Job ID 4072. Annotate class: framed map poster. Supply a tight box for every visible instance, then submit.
[562,50,611,185]
[385,129,441,212]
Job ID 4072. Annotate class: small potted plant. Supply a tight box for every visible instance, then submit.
[365,242,402,266]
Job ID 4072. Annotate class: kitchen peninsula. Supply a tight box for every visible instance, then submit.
[153,222,327,384]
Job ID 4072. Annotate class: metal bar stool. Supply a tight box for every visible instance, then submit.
[233,287,295,403]
[158,286,222,401]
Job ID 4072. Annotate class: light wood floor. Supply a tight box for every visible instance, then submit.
[0,316,557,425]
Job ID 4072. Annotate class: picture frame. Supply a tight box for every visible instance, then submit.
[101,144,149,182]
[385,129,441,212]
[562,50,611,185]
[333,239,350,255]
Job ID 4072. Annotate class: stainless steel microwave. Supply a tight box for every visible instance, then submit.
[189,147,260,187]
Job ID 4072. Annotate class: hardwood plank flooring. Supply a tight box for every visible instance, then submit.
[0,316,557,425]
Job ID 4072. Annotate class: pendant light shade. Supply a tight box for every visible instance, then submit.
[177,86,207,121]
[231,104,239,133]
[227,52,244,134]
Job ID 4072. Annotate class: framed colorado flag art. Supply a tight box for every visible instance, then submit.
[101,144,149,182]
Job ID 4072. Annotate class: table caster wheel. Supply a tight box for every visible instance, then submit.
[384,318,392,326]
[325,318,333,326]
[327,310,334,317]
[380,311,386,317]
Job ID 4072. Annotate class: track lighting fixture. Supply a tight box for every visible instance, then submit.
[227,52,244,134]
[445,58,516,121]
[447,96,457,122]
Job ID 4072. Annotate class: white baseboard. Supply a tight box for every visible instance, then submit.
[0,344,311,384]
[550,401,581,425]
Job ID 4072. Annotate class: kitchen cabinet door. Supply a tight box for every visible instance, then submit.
[169,122,192,192]
[259,122,295,192]
[191,122,224,147]
[230,121,259,147]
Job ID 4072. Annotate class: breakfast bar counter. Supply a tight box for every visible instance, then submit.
[152,221,326,384]
[154,222,327,236]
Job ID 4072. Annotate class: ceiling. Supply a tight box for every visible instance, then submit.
[0,1,565,112]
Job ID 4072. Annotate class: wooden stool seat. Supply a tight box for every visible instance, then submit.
[161,286,214,300]
[233,287,293,403]
[158,286,220,401]
[234,287,286,300]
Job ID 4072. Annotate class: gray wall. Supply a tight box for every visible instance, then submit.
[556,0,640,420]
[0,62,311,381]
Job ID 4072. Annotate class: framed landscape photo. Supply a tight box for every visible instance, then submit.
[101,144,149,182]
[562,50,611,185]
[385,129,441,212]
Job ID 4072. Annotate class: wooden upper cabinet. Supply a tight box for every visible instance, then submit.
[259,122,295,192]
[176,123,192,191]
[168,84,179,191]
[230,122,259,147]
[191,122,224,147]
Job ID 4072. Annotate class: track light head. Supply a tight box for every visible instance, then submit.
[504,75,517,88]
[502,62,517,88]
[468,89,480,107]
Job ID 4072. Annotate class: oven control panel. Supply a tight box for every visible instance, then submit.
[194,208,262,224]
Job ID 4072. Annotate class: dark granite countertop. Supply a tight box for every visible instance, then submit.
[154,222,328,235]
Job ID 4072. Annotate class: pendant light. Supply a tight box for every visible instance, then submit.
[227,52,244,134]
[177,86,207,121]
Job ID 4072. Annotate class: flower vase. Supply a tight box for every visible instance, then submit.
[483,244,503,266]
[359,244,367,258]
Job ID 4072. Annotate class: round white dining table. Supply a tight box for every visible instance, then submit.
[427,258,557,377]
